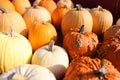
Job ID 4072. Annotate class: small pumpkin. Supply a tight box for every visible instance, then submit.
[12,0,31,15]
[61,4,93,36]
[0,28,32,73]
[64,56,120,80]
[63,25,99,60]
[39,0,57,15]
[23,5,51,29]
[116,18,120,26]
[31,40,69,79]
[89,5,113,35]
[0,0,15,11]
[28,22,57,51]
[52,4,71,30]
[0,6,27,37]
[56,0,74,8]
[0,64,56,80]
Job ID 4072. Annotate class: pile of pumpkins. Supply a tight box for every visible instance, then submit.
[0,0,120,80]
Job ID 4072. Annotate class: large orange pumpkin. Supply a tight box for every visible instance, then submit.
[61,4,93,36]
[63,25,98,60]
[28,22,57,51]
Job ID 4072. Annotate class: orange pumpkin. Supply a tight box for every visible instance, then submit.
[39,0,57,15]
[64,56,120,80]
[61,4,93,36]
[28,22,57,51]
[63,25,98,60]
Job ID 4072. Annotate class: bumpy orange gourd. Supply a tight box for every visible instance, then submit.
[90,6,113,35]
[64,56,120,80]
[0,0,15,11]
[61,4,93,36]
[12,0,31,15]
[28,22,57,51]
[39,0,57,15]
[63,25,98,60]
[0,6,27,37]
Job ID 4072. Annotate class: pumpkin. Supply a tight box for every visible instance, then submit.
[0,64,56,80]
[61,4,93,36]
[64,56,120,80]
[116,18,120,26]
[63,25,99,60]
[0,6,27,37]
[23,5,51,29]
[39,0,57,15]
[89,6,113,35]
[98,25,120,72]
[103,25,120,41]
[0,0,15,11]
[57,0,74,8]
[52,4,71,30]
[31,40,69,79]
[28,22,57,51]
[12,0,31,15]
[0,28,32,73]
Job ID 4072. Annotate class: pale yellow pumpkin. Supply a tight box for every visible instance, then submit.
[116,18,120,26]
[23,5,51,29]
[31,40,69,79]
[0,6,27,37]
[0,64,56,80]
[0,29,32,73]
[12,0,31,15]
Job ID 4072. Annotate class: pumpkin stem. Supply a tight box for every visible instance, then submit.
[48,40,55,51]
[8,27,15,37]
[98,5,103,11]
[79,25,84,34]
[76,39,82,49]
[0,6,7,13]
[94,59,108,80]
[76,4,82,11]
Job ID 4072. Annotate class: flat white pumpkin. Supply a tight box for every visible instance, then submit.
[31,40,69,79]
[0,64,56,80]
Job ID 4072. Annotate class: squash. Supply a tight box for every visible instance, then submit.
[12,0,31,15]
[89,6,113,35]
[0,0,15,11]
[61,4,93,36]
[28,22,57,51]
[23,5,51,29]
[63,25,99,60]
[64,56,120,80]
[39,0,57,15]
[0,28,32,73]
[0,64,56,80]
[116,18,120,26]
[31,40,69,79]
[0,6,27,37]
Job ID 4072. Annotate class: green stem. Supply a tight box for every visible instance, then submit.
[79,25,84,34]
[8,27,15,37]
[48,40,55,51]
[76,4,82,11]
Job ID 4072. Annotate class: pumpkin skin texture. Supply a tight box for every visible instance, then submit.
[23,5,51,29]
[31,40,69,79]
[12,0,31,15]
[0,30,32,73]
[0,6,27,37]
[0,64,56,80]
[0,0,15,11]
[52,5,71,30]
[57,0,74,8]
[64,56,120,80]
[61,5,93,36]
[89,6,113,35]
[63,26,98,60]
[28,22,57,51]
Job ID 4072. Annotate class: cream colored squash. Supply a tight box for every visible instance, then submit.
[31,40,69,79]
[0,64,56,80]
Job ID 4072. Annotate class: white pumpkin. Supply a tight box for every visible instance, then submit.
[31,40,69,79]
[0,64,56,80]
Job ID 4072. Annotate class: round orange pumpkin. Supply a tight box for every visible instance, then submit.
[63,25,99,60]
[28,22,57,51]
